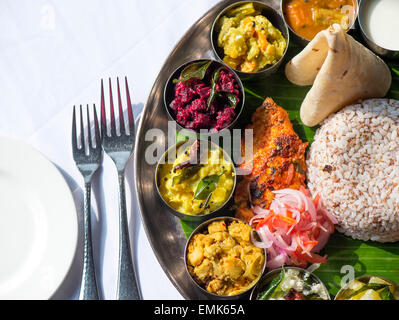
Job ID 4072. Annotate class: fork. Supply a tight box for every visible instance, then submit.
[101,77,141,300]
[72,104,101,300]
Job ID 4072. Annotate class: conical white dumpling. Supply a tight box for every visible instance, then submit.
[285,24,391,127]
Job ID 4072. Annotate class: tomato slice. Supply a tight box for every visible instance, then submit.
[303,240,318,246]
[313,193,321,208]
[290,251,308,268]
[271,214,297,230]
[255,212,274,230]
[302,240,318,253]
[324,215,335,234]
[278,215,297,225]
[295,249,327,264]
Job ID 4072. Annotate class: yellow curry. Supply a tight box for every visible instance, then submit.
[217,2,287,73]
[283,0,357,40]
[187,219,265,296]
[158,141,234,216]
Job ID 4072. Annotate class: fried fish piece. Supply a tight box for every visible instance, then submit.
[235,98,308,222]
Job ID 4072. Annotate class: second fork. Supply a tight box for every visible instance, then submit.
[101,77,141,300]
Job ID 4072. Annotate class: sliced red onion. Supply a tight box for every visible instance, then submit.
[251,229,272,249]
[274,189,305,210]
[320,207,338,224]
[275,232,297,252]
[305,196,317,221]
[267,249,287,270]
[312,229,330,253]
[249,188,337,270]
[252,205,269,215]
[318,223,328,233]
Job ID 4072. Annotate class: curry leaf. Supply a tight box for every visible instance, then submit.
[172,165,201,186]
[194,170,226,200]
[379,286,395,300]
[208,68,239,110]
[173,61,212,83]
[175,129,200,144]
[221,91,238,109]
[201,192,213,210]
[258,267,285,300]
[207,67,224,110]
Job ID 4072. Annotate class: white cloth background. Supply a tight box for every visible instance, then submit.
[0,0,221,300]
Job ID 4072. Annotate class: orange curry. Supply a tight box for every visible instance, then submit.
[283,0,357,40]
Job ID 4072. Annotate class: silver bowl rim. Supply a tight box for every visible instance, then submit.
[163,58,245,134]
[210,0,290,76]
[334,274,399,300]
[280,0,359,45]
[249,266,331,300]
[357,0,399,55]
[184,215,267,299]
[154,139,237,222]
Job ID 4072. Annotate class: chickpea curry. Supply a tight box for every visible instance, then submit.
[186,219,265,296]
[217,2,287,73]
[283,0,357,40]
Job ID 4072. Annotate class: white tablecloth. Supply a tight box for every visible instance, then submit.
[0,0,221,300]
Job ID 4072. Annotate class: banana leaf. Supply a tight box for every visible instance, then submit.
[179,29,399,298]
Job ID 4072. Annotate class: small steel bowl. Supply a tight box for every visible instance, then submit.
[210,1,289,81]
[155,139,237,223]
[163,59,245,136]
[358,0,399,59]
[184,216,267,300]
[250,266,331,300]
[335,275,399,300]
[281,0,359,47]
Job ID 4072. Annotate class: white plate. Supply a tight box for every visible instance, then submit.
[0,136,78,299]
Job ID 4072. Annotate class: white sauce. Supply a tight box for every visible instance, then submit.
[362,0,399,50]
